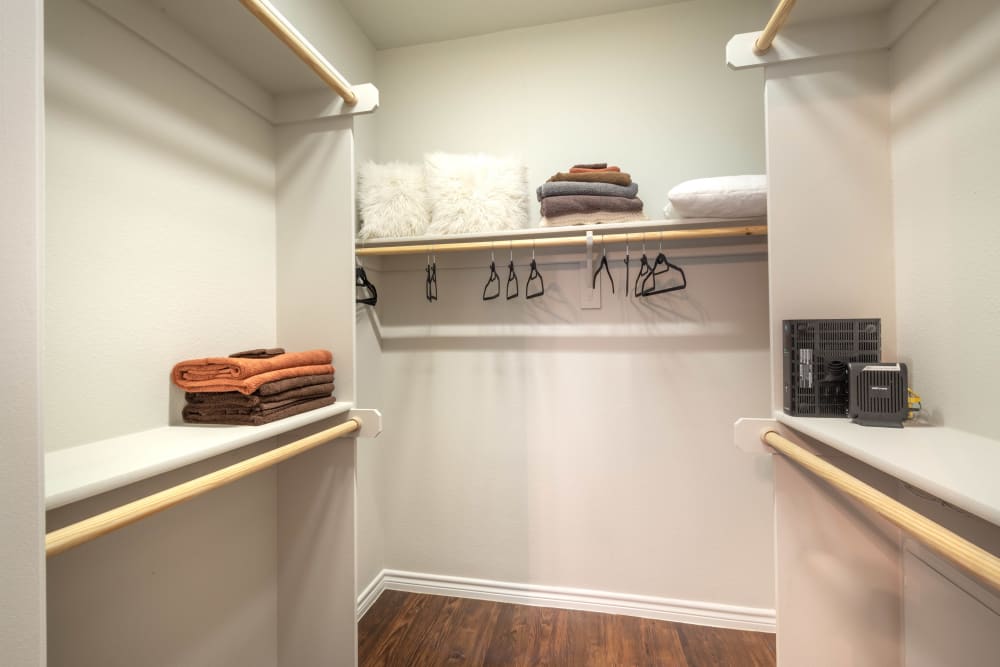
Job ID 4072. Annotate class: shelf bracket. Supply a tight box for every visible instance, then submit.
[348,408,383,439]
[733,417,779,454]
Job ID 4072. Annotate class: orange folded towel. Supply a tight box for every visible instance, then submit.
[569,166,621,173]
[175,364,335,395]
[173,349,331,382]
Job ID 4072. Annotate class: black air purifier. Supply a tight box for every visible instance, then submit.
[849,362,909,428]
[783,319,881,417]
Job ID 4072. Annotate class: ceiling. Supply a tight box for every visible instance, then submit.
[338,0,691,50]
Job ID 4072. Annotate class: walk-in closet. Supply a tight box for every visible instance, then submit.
[2,0,999,665]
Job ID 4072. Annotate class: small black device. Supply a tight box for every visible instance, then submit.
[783,318,881,417]
[849,362,909,428]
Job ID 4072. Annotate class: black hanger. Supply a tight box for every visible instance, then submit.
[633,253,652,297]
[355,265,377,306]
[526,243,544,299]
[425,255,438,303]
[506,260,519,300]
[483,260,501,300]
[623,236,631,299]
[592,242,614,294]
[641,251,687,296]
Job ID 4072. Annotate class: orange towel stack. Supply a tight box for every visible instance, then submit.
[172,348,335,425]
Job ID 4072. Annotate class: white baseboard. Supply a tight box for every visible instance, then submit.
[357,569,775,633]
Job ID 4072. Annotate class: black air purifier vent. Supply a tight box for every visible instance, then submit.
[783,319,881,417]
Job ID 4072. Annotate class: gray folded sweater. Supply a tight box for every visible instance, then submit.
[536,181,639,201]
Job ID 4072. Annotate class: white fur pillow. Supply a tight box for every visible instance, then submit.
[666,174,767,218]
[358,161,430,240]
[424,153,529,234]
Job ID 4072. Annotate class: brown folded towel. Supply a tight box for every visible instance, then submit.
[540,195,643,218]
[569,166,621,173]
[177,363,335,395]
[182,395,337,426]
[573,163,607,169]
[255,372,334,396]
[173,349,331,383]
[229,347,285,359]
[185,382,335,408]
[548,171,632,186]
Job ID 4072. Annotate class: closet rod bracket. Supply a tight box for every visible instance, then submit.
[733,417,779,454]
[348,408,383,438]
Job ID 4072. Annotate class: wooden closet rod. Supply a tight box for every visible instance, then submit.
[754,0,797,54]
[356,224,766,257]
[238,0,358,105]
[46,419,361,557]
[762,430,1000,592]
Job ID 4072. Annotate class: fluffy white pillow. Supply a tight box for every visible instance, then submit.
[424,153,529,234]
[358,161,430,240]
[666,175,767,218]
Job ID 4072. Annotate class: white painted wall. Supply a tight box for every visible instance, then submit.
[361,0,777,612]
[45,0,277,450]
[373,0,770,224]
[0,1,46,663]
[890,0,1000,440]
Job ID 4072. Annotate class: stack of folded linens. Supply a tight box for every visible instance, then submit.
[171,347,335,426]
[536,162,647,227]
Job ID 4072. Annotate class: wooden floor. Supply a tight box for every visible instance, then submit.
[359,590,776,666]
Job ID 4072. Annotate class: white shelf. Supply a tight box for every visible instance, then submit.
[45,402,354,510]
[776,413,1000,527]
[357,217,766,249]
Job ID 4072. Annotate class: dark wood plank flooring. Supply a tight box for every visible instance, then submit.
[359,590,776,666]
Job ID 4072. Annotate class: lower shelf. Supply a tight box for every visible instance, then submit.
[45,402,355,510]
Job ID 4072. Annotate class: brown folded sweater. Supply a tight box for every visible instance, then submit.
[185,382,334,408]
[569,166,621,173]
[548,171,632,186]
[173,349,331,384]
[182,395,337,426]
[255,372,334,396]
[229,347,285,359]
[540,195,644,218]
[177,363,335,395]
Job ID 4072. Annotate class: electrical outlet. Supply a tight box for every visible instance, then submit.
[580,262,601,309]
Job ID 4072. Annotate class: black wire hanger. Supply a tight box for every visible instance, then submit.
[425,250,438,303]
[592,236,614,294]
[526,242,544,299]
[633,237,652,298]
[483,245,501,301]
[623,234,631,299]
[506,243,519,300]
[641,240,687,296]
[355,261,377,306]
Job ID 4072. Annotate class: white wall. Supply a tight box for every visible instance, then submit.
[45,0,276,450]
[0,1,46,663]
[891,0,1000,440]
[373,0,769,222]
[45,1,280,663]
[361,0,777,612]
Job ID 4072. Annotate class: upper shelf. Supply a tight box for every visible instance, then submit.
[356,217,768,257]
[46,402,355,510]
[775,413,1000,528]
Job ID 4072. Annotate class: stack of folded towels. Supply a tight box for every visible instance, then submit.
[536,162,646,227]
[171,348,335,426]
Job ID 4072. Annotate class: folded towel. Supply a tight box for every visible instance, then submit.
[536,181,638,201]
[548,171,632,186]
[569,166,621,173]
[540,195,643,218]
[539,211,648,227]
[254,372,335,396]
[176,363,335,395]
[172,349,331,384]
[182,395,337,426]
[185,382,334,408]
[229,347,285,359]
[573,163,607,169]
